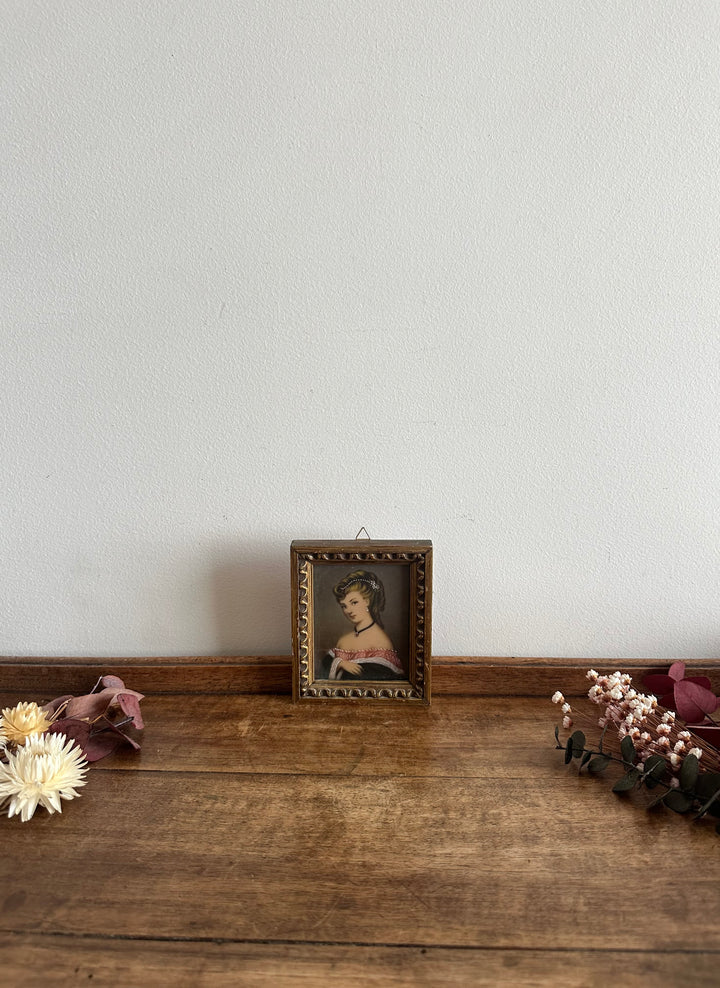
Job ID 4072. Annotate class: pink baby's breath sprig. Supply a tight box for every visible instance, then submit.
[553,666,720,833]
[551,691,573,729]
[582,670,720,778]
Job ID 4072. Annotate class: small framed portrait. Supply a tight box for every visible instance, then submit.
[291,540,432,702]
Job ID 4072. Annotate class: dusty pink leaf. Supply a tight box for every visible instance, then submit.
[116,692,145,729]
[683,674,714,691]
[669,660,687,682]
[65,686,145,723]
[100,675,127,690]
[644,665,719,723]
[674,679,720,723]
[64,688,119,721]
[41,695,73,717]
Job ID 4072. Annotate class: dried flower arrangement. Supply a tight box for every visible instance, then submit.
[553,662,720,831]
[0,675,144,822]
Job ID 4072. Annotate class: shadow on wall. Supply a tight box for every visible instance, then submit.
[210,542,291,655]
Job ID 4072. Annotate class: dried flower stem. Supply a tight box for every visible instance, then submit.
[553,668,720,832]
[553,671,720,778]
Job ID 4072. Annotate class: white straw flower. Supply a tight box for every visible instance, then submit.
[0,732,88,822]
[0,701,53,746]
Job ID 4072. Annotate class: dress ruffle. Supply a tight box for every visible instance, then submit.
[327,647,404,680]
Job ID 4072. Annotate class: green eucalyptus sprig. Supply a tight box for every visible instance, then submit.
[555,725,720,833]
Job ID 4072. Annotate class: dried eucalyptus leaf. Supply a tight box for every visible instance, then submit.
[663,790,693,814]
[643,754,667,790]
[620,735,637,765]
[612,768,640,793]
[680,752,700,791]
[571,730,586,758]
[588,755,612,772]
[696,772,720,799]
[588,754,610,773]
[644,754,666,778]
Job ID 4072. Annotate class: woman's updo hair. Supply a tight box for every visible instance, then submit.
[333,570,386,628]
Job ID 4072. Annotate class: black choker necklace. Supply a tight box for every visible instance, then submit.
[354,620,375,637]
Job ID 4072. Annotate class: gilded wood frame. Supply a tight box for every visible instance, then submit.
[291,540,432,702]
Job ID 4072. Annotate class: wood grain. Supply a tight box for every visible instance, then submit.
[2,663,720,984]
[2,935,719,988]
[0,693,578,777]
[2,768,720,950]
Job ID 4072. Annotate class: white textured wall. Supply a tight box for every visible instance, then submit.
[3,2,720,659]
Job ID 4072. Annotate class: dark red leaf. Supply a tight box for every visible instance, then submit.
[643,674,674,695]
[47,718,92,753]
[96,717,142,750]
[83,732,127,762]
[83,717,142,761]
[686,724,720,750]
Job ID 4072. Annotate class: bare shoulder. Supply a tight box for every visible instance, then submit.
[371,628,394,650]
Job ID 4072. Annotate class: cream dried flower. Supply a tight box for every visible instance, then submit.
[0,732,88,822]
[0,701,54,746]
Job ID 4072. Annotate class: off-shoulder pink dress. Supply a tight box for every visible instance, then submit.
[324,647,404,681]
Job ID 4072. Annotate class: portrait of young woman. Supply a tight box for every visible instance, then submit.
[317,569,406,681]
[291,539,432,702]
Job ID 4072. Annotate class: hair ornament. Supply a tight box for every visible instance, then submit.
[338,575,379,592]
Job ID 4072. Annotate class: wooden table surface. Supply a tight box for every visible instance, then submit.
[2,660,720,986]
